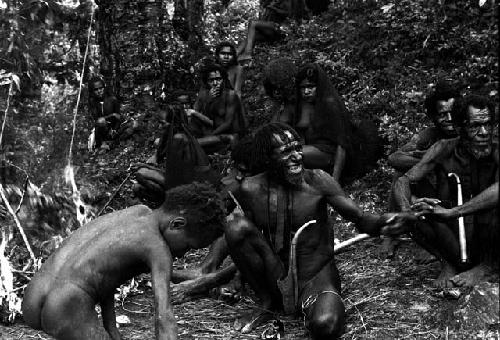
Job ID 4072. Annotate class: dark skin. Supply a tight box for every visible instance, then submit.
[89,80,122,141]
[191,70,243,150]
[237,0,289,61]
[388,98,457,172]
[394,105,498,288]
[297,78,346,181]
[217,45,244,96]
[226,129,417,338]
[383,97,458,258]
[22,197,224,340]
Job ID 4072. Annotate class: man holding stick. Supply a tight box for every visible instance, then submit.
[225,122,418,338]
[394,94,498,288]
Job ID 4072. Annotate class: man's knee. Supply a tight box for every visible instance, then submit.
[96,117,107,128]
[307,311,345,339]
[225,217,255,245]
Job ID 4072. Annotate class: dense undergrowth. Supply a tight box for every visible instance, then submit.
[0,0,498,335]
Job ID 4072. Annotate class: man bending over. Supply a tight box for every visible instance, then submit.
[22,182,225,340]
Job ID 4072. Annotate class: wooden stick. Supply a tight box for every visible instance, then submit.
[0,184,36,261]
[334,233,370,254]
[97,172,132,216]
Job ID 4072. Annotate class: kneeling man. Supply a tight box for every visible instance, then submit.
[22,182,225,340]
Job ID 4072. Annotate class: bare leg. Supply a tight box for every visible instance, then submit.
[41,284,112,340]
[237,20,281,60]
[225,217,284,332]
[301,261,345,340]
[101,293,121,340]
[411,220,461,288]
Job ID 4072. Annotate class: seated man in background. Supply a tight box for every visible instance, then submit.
[382,80,460,258]
[190,63,246,154]
[394,94,498,288]
[237,0,305,63]
[22,182,226,340]
[87,77,138,150]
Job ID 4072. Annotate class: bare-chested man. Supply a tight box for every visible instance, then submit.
[189,64,246,153]
[382,80,460,258]
[394,94,498,288]
[225,122,417,338]
[22,182,225,340]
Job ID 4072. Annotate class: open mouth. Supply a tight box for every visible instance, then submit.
[288,164,303,174]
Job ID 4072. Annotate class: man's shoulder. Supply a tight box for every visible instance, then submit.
[304,169,344,194]
[240,173,267,191]
[421,137,460,163]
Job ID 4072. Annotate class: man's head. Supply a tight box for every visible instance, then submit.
[296,64,320,104]
[452,94,495,159]
[424,80,460,136]
[263,58,298,102]
[215,42,237,67]
[161,182,225,256]
[89,77,105,101]
[252,122,304,186]
[201,64,227,94]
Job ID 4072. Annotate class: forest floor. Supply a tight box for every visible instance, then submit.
[1,0,498,339]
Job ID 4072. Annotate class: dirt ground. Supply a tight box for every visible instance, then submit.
[2,227,498,340]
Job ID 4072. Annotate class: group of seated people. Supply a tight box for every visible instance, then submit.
[22,68,498,340]
[21,1,498,340]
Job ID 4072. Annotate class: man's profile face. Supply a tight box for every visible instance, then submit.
[464,105,492,159]
[218,46,234,66]
[299,79,317,103]
[434,98,456,136]
[92,81,105,100]
[270,130,304,186]
[207,70,223,92]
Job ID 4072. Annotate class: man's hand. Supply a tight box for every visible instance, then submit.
[209,85,221,98]
[410,197,455,221]
[380,212,421,236]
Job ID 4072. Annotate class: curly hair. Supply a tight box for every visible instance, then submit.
[451,94,495,130]
[231,135,254,171]
[424,80,460,119]
[163,182,226,237]
[200,63,229,87]
[263,58,298,99]
[215,41,238,67]
[251,122,301,174]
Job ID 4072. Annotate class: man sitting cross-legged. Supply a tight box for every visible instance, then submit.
[394,94,499,288]
[225,122,418,338]
[22,182,226,340]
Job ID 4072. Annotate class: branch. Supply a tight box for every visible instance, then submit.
[0,183,36,262]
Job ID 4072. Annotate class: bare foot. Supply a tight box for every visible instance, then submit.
[211,273,244,302]
[234,309,274,334]
[414,248,437,265]
[433,262,458,288]
[450,264,494,287]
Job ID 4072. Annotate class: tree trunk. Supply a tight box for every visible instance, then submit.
[172,0,205,54]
